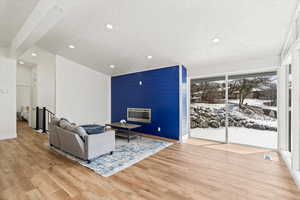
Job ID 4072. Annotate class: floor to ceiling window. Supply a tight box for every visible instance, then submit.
[190,76,226,142]
[227,72,278,149]
[190,71,278,149]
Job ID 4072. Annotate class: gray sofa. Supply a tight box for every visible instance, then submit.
[49,118,115,162]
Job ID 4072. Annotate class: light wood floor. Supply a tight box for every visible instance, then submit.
[1,121,300,200]
[183,138,221,146]
[205,143,271,155]
[184,138,272,155]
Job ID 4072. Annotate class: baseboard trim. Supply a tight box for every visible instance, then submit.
[0,133,17,141]
[134,132,179,143]
[280,150,300,190]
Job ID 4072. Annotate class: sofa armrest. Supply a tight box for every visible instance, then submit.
[57,127,85,159]
[49,127,60,148]
[85,130,115,160]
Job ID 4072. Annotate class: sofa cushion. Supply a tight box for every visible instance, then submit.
[52,117,60,126]
[72,126,87,139]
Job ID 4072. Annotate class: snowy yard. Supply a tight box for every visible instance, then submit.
[191,101,277,129]
[190,74,278,149]
[228,98,277,111]
[191,98,276,111]
[190,98,278,149]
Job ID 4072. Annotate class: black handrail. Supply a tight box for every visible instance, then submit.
[45,108,55,116]
[35,106,39,130]
[42,107,46,133]
[35,106,55,133]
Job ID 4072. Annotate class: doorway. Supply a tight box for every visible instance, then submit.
[16,63,37,129]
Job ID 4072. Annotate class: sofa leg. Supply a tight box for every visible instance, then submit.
[110,151,113,155]
[87,160,91,164]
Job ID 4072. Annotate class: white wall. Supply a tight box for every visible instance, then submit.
[36,49,56,112]
[17,65,32,85]
[19,47,56,112]
[188,55,280,78]
[0,55,16,140]
[56,56,111,125]
[0,48,7,57]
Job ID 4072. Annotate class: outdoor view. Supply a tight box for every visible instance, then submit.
[190,72,278,148]
[190,76,226,142]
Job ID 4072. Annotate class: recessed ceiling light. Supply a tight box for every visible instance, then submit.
[31,52,37,57]
[18,61,24,65]
[109,65,115,68]
[68,45,75,49]
[106,24,113,29]
[212,37,220,43]
[147,55,153,59]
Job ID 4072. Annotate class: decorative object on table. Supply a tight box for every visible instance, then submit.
[51,136,172,177]
[120,119,127,124]
[106,122,141,142]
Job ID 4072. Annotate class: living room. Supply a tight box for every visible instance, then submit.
[1,0,300,199]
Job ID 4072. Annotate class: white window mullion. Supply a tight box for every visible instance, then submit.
[291,49,300,170]
[277,65,289,151]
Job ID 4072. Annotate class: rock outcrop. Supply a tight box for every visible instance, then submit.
[190,106,277,132]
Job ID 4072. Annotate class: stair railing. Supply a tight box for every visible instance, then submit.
[35,106,55,133]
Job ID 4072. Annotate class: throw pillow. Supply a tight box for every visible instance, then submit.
[65,123,74,132]
[60,117,70,122]
[52,117,60,126]
[59,119,71,129]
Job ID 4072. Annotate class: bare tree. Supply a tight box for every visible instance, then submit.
[229,77,270,108]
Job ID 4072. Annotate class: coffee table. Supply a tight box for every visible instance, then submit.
[105,122,142,142]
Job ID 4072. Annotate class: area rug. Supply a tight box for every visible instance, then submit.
[51,136,173,177]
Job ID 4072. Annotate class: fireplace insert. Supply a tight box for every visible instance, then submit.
[127,108,151,123]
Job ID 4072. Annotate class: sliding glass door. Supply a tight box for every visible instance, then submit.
[190,76,226,142]
[190,71,278,148]
[227,72,278,149]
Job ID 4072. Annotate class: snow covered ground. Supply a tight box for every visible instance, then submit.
[191,102,226,110]
[191,99,277,128]
[190,98,278,149]
[228,99,277,111]
[190,128,277,149]
[191,98,276,110]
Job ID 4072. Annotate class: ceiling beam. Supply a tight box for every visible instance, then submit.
[9,0,75,58]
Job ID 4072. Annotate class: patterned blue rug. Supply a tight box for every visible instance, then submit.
[52,136,173,177]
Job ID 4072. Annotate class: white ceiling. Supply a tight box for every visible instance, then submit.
[0,0,39,47]
[1,0,298,75]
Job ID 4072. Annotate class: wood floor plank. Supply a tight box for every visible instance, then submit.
[0,121,299,200]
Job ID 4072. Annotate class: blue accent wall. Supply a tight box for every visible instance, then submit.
[111,66,180,140]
